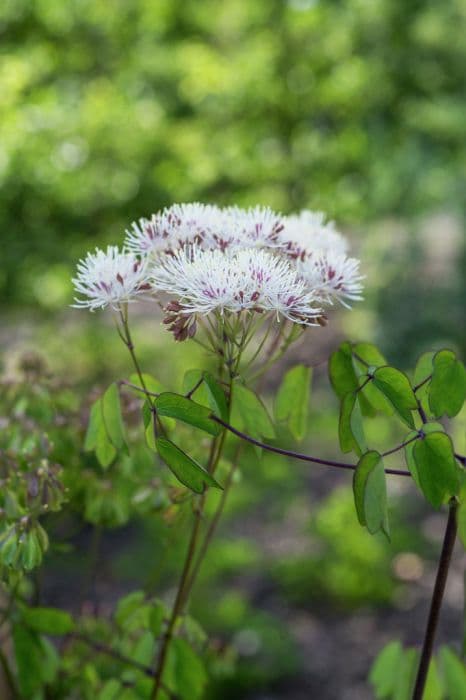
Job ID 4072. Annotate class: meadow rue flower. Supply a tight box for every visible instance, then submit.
[280,210,349,260]
[125,202,225,257]
[298,250,364,308]
[152,246,322,335]
[126,203,285,256]
[72,246,151,311]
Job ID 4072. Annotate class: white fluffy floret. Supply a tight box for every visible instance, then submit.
[280,210,349,259]
[298,251,364,308]
[125,203,285,256]
[219,205,284,250]
[152,246,322,324]
[125,203,225,257]
[72,246,151,310]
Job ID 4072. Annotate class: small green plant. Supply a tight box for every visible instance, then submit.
[0,203,465,698]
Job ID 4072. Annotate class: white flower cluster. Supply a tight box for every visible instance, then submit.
[72,202,363,330]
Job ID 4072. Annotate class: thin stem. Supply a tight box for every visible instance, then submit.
[413,375,432,393]
[119,380,160,398]
[150,506,204,699]
[382,434,419,457]
[417,399,428,425]
[210,415,412,477]
[183,447,240,598]
[412,500,458,700]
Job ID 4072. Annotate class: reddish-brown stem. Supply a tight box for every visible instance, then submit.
[210,415,412,477]
[412,500,458,700]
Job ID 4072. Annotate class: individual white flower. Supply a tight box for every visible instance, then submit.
[152,245,321,325]
[280,210,349,260]
[298,250,364,308]
[72,246,151,311]
[125,203,224,257]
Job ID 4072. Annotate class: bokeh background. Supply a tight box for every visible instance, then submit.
[1,1,465,698]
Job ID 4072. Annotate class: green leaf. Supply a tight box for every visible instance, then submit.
[404,423,444,489]
[115,591,146,627]
[231,383,276,440]
[274,365,312,441]
[429,350,466,418]
[85,398,117,468]
[369,641,403,698]
[414,351,435,388]
[339,392,366,455]
[353,451,389,536]
[97,680,122,700]
[156,437,222,493]
[22,606,75,635]
[13,624,44,696]
[202,372,229,422]
[95,434,117,469]
[170,638,207,700]
[373,366,418,427]
[393,648,418,700]
[423,658,444,700]
[84,399,103,451]
[413,432,459,508]
[329,342,359,399]
[353,342,387,369]
[102,383,127,450]
[149,601,166,638]
[155,393,221,436]
[440,646,466,700]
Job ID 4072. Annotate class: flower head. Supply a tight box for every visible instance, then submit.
[72,246,151,311]
[298,250,364,308]
[125,203,224,258]
[125,203,285,257]
[280,210,349,260]
[152,246,321,325]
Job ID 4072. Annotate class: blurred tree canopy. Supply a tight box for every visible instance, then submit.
[0,0,465,305]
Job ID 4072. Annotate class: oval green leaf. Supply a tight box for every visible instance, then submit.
[413,431,459,508]
[156,437,222,493]
[429,350,466,418]
[373,366,417,427]
[155,393,221,436]
[353,450,389,536]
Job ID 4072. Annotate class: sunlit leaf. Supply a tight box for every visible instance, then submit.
[155,392,221,436]
[369,641,403,698]
[353,451,389,536]
[429,350,466,418]
[102,383,127,450]
[373,366,417,427]
[413,432,459,508]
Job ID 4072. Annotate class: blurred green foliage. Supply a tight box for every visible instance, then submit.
[1,0,465,307]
